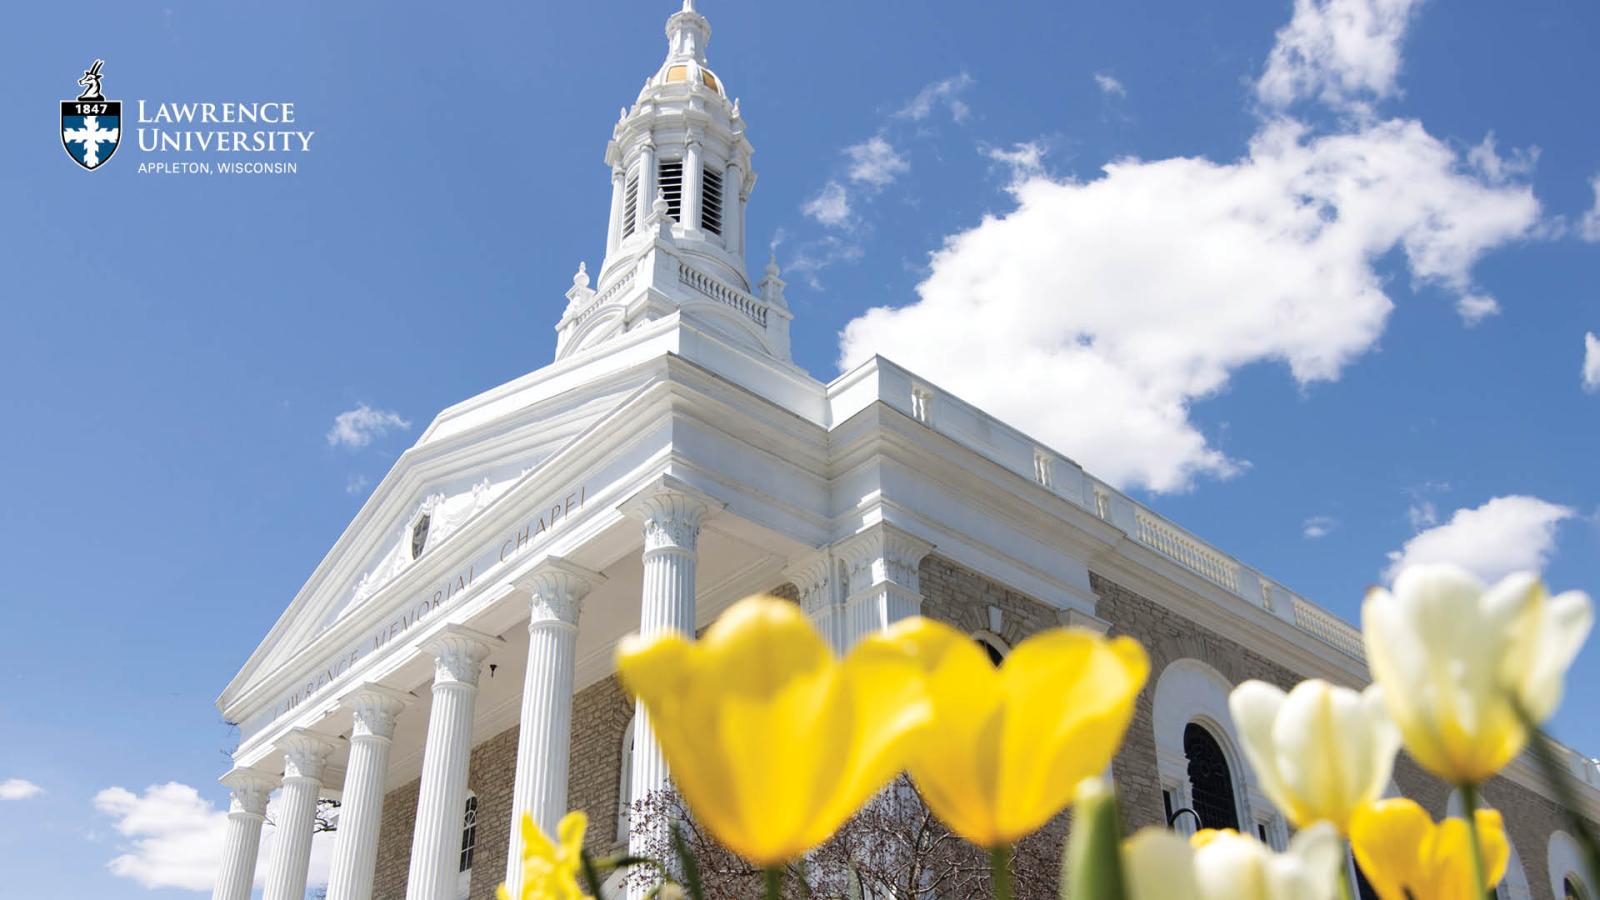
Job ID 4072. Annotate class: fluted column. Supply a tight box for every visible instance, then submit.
[636,141,657,235]
[725,162,744,255]
[621,480,719,897]
[326,686,410,900]
[836,523,935,647]
[682,139,702,233]
[504,558,604,896]
[406,628,494,900]
[212,769,274,900]
[606,166,626,254]
[262,732,336,900]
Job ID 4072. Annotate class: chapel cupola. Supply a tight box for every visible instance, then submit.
[553,0,792,363]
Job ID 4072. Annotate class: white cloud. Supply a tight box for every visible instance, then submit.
[95,783,227,891]
[896,72,975,123]
[1582,176,1600,242]
[95,782,334,892]
[985,142,1047,182]
[1303,515,1337,539]
[1094,72,1127,97]
[1455,293,1500,326]
[845,136,910,188]
[327,403,411,449]
[0,778,43,800]
[802,181,852,227]
[1384,495,1575,582]
[1466,133,1537,185]
[1584,331,1600,392]
[345,473,372,495]
[838,117,1538,492]
[1257,0,1423,109]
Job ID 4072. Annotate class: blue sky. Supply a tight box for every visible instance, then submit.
[2,0,1597,896]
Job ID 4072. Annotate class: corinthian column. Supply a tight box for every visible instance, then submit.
[405,627,494,900]
[326,686,410,900]
[836,523,934,646]
[620,479,720,896]
[262,732,336,900]
[504,558,604,896]
[212,769,274,900]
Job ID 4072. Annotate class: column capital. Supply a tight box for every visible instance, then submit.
[219,768,276,818]
[422,625,497,687]
[516,556,606,627]
[782,549,836,618]
[834,521,935,592]
[279,731,337,782]
[340,683,413,741]
[620,475,724,554]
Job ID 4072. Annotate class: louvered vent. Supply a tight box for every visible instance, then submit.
[701,167,724,235]
[658,159,683,221]
[622,169,639,238]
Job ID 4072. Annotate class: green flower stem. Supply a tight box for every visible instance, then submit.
[1337,841,1358,900]
[765,866,783,900]
[1462,782,1490,900]
[990,844,1014,900]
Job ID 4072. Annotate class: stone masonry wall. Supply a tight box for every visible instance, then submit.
[366,565,1585,900]
[1092,570,1577,900]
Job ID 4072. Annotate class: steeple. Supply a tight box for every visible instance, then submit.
[553,2,792,364]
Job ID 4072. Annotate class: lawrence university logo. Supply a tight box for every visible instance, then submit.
[61,60,120,171]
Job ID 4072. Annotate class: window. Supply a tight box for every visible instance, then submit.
[973,632,1008,666]
[459,794,478,872]
[701,167,724,235]
[617,717,636,842]
[658,159,683,221]
[1183,723,1239,831]
[622,169,639,238]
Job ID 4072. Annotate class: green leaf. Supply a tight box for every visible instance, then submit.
[1064,779,1129,900]
[671,823,706,900]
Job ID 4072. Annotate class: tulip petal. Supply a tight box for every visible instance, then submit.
[1230,681,1294,819]
[1280,822,1343,900]
[1003,632,1147,841]
[699,597,840,863]
[1351,798,1431,900]
[800,633,932,849]
[1518,588,1594,722]
[892,617,1009,846]
[1124,829,1203,900]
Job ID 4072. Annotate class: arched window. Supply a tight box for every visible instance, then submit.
[1183,723,1240,831]
[617,715,637,842]
[972,631,1009,666]
[459,793,478,872]
[454,791,478,900]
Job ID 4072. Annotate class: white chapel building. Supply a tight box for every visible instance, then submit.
[214,4,1600,900]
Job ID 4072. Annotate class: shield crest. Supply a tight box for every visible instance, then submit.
[62,60,120,171]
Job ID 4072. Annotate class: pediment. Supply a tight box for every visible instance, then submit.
[221,353,668,717]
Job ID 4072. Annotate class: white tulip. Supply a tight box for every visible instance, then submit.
[1229,678,1399,833]
[1125,821,1343,900]
[1363,564,1592,785]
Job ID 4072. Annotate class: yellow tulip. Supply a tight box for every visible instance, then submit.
[498,810,589,900]
[615,595,931,867]
[1123,822,1343,900]
[1349,798,1509,900]
[1363,565,1592,785]
[885,617,1149,847]
[1229,679,1399,834]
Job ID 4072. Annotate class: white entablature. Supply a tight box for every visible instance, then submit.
[554,0,792,364]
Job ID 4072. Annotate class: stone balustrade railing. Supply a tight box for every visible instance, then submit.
[678,262,769,326]
[881,369,1596,802]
